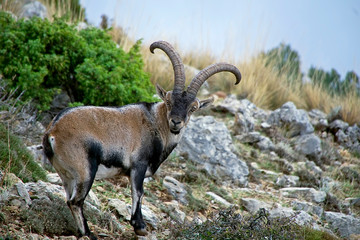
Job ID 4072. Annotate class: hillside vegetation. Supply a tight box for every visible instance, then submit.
[0,1,359,240]
[107,19,360,126]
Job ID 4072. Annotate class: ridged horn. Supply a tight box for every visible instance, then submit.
[150,41,185,94]
[187,63,241,98]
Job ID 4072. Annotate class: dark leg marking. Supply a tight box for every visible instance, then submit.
[130,162,148,236]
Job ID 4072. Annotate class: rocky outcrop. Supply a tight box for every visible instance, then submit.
[324,211,360,238]
[176,116,249,186]
[20,1,47,19]
[2,92,360,239]
[0,180,123,237]
[267,102,314,137]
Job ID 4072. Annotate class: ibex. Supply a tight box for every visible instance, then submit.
[43,40,241,239]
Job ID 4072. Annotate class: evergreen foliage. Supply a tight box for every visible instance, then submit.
[0,12,155,111]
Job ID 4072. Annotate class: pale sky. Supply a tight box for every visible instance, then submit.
[80,0,360,78]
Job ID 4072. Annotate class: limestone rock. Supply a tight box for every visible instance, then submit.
[206,192,232,207]
[176,116,249,186]
[275,175,299,188]
[240,198,271,213]
[325,211,360,238]
[280,187,326,203]
[163,176,188,205]
[267,102,314,137]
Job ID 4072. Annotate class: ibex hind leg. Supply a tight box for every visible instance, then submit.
[61,142,100,239]
[66,178,97,240]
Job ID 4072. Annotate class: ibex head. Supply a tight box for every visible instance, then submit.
[150,40,242,134]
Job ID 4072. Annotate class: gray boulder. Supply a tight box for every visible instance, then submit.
[335,124,360,154]
[291,200,323,217]
[164,201,186,223]
[213,95,269,121]
[275,175,299,188]
[294,134,322,161]
[108,199,159,230]
[324,211,360,238]
[176,116,249,186]
[206,192,233,207]
[233,112,255,134]
[308,109,328,131]
[236,131,262,143]
[0,180,121,236]
[269,207,313,226]
[267,102,314,137]
[240,198,271,213]
[280,187,326,203]
[163,176,188,205]
[236,131,275,152]
[20,1,47,19]
[329,119,349,133]
[108,198,131,220]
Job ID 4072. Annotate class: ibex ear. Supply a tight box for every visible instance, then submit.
[156,84,167,101]
[199,97,214,109]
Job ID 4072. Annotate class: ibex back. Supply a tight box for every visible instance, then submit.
[43,40,241,239]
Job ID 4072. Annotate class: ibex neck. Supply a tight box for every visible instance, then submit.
[155,102,183,145]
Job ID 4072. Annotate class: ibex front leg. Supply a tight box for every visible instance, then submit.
[130,162,148,236]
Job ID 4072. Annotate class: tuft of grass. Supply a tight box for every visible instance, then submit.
[0,80,46,185]
[0,123,47,184]
[301,82,335,114]
[39,0,85,22]
[182,48,217,71]
[337,88,360,125]
[209,55,304,110]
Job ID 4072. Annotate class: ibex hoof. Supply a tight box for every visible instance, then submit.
[135,228,148,236]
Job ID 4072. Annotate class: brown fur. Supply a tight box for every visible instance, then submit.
[43,40,240,239]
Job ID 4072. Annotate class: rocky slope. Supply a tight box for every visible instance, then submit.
[1,94,360,240]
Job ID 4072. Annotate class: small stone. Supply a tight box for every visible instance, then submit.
[276,175,299,188]
[108,198,131,220]
[47,173,62,185]
[10,199,23,207]
[280,187,326,203]
[16,183,31,205]
[240,198,271,213]
[206,192,232,207]
[163,176,188,205]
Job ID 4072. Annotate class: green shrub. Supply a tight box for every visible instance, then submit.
[0,123,47,183]
[0,11,155,111]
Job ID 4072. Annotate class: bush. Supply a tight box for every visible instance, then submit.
[0,123,47,183]
[0,11,155,111]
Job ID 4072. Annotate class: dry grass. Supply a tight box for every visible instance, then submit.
[0,0,84,22]
[336,89,360,125]
[301,82,335,113]
[108,22,135,51]
[209,56,305,110]
[39,0,85,22]
[105,18,360,125]
[182,48,217,70]
[0,0,22,16]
